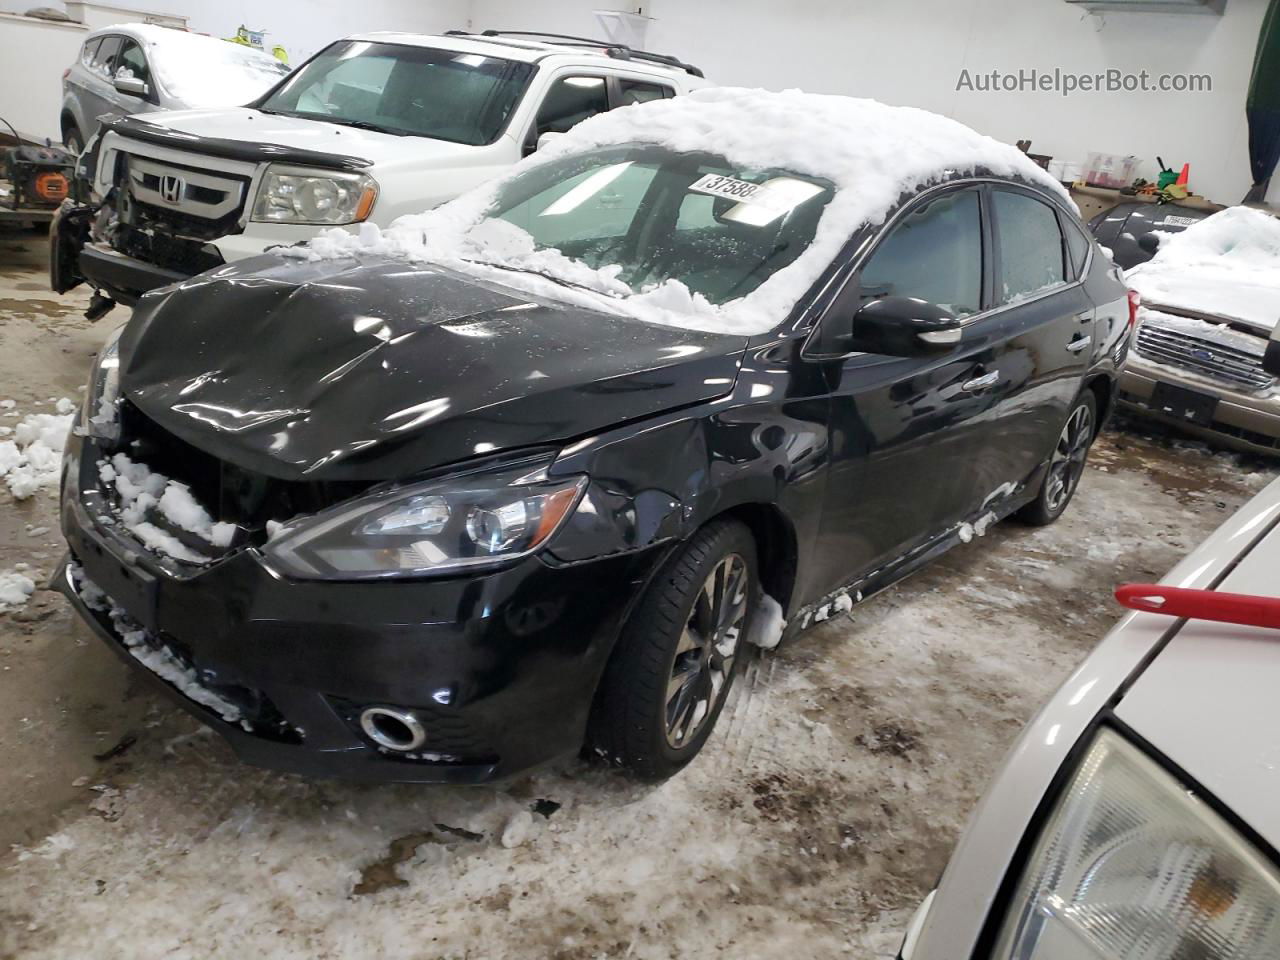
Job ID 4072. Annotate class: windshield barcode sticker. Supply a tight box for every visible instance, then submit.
[689,174,762,202]
[1159,215,1199,227]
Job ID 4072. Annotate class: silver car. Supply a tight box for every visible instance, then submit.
[60,23,290,154]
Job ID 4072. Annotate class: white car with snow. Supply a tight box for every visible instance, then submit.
[59,23,291,156]
[49,29,707,317]
[900,473,1280,959]
[1118,206,1280,455]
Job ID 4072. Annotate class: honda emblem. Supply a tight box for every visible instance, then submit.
[159,174,184,204]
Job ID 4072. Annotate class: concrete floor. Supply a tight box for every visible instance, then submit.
[0,225,1275,959]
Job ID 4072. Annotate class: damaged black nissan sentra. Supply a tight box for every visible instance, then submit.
[57,89,1130,782]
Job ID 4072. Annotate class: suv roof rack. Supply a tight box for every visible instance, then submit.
[444,29,705,78]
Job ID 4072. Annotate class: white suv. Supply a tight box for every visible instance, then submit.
[50,30,706,315]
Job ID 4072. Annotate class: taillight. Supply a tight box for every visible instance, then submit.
[1126,289,1141,329]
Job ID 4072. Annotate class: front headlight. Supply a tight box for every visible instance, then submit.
[262,459,586,579]
[80,324,124,442]
[992,728,1280,959]
[251,164,378,225]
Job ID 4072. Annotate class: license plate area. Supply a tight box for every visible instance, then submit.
[1151,382,1219,427]
[71,524,158,632]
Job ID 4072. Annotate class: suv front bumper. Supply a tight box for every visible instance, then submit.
[59,432,668,783]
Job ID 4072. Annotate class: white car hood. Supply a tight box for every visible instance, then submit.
[1116,511,1280,849]
[125,107,490,171]
[1127,265,1280,334]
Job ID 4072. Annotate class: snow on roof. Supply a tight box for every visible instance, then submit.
[289,87,1071,336]
[1127,206,1280,331]
[101,23,289,108]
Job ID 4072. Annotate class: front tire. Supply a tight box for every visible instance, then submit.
[64,127,83,157]
[586,519,758,781]
[1017,391,1098,526]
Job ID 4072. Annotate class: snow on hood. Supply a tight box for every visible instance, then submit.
[285,87,1069,336]
[105,23,288,109]
[1127,206,1280,332]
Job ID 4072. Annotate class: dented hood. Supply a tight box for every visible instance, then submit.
[119,256,747,481]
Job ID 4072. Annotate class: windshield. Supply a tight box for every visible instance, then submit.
[258,41,533,145]
[486,145,835,307]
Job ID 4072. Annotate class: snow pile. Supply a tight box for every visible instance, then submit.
[105,23,289,108]
[0,569,36,611]
[287,87,1067,335]
[98,453,235,563]
[746,593,787,650]
[70,563,248,727]
[1127,206,1280,330]
[0,401,75,499]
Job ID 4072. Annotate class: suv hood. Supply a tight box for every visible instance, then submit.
[1128,265,1280,335]
[119,107,491,171]
[1115,494,1280,849]
[119,255,748,481]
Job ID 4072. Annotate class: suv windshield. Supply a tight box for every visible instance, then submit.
[486,145,835,306]
[257,41,534,146]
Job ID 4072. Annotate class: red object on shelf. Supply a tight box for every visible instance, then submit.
[1116,583,1280,630]
[1176,162,1190,187]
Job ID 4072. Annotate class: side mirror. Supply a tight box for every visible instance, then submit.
[535,131,562,152]
[1265,328,1280,378]
[1137,233,1160,254]
[113,76,149,98]
[841,297,962,357]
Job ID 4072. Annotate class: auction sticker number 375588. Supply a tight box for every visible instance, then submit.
[689,173,761,202]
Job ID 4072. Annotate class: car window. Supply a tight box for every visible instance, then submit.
[80,37,103,68]
[857,189,983,317]
[114,39,150,86]
[1062,215,1090,279]
[260,41,533,146]
[617,78,673,105]
[90,36,121,79]
[995,190,1066,302]
[536,75,609,137]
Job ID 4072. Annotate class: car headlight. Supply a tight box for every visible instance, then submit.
[262,459,586,579]
[251,164,377,225]
[80,324,124,442]
[992,728,1280,959]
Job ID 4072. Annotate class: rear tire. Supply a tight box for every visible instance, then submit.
[586,519,758,781]
[64,127,83,158]
[1017,391,1098,526]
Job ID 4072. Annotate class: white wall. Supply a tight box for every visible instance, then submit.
[469,0,1268,205]
[0,0,471,143]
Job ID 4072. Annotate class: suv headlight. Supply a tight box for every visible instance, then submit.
[992,728,1280,959]
[251,164,378,225]
[80,324,124,442]
[262,459,586,579]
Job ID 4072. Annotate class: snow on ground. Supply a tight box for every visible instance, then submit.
[0,400,74,500]
[1127,205,1280,330]
[0,569,35,611]
[288,87,1066,335]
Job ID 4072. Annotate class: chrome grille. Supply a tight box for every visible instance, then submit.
[126,156,247,221]
[1134,320,1275,392]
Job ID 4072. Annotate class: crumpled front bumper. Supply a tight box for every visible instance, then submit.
[58,432,669,783]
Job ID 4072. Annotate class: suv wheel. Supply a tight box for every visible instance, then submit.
[586,519,758,780]
[1017,391,1097,526]
[64,127,83,157]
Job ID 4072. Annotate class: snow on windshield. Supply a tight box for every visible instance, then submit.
[284,87,1068,336]
[105,23,288,108]
[1127,206,1280,331]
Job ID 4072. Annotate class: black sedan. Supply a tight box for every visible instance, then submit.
[57,90,1130,783]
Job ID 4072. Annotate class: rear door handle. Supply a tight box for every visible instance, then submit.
[961,371,999,392]
[1067,336,1093,353]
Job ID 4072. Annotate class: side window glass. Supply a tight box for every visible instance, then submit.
[80,38,102,68]
[535,75,609,136]
[617,79,673,106]
[1062,216,1090,279]
[91,36,121,79]
[114,40,150,86]
[995,191,1066,303]
[858,189,982,317]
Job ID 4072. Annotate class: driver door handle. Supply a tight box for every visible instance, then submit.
[1067,336,1093,353]
[961,371,999,392]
